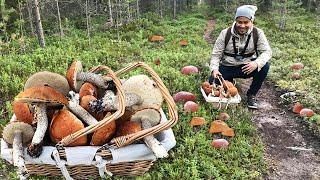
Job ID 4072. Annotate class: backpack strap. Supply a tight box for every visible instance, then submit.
[252,27,259,56]
[224,27,232,48]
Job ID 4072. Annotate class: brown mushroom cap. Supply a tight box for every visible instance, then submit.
[79,82,97,98]
[116,110,134,127]
[12,101,33,124]
[24,71,70,96]
[15,86,68,106]
[66,60,83,92]
[228,87,238,97]
[2,122,34,145]
[80,95,104,120]
[223,80,234,90]
[116,121,142,137]
[131,108,161,126]
[90,120,116,146]
[50,109,87,146]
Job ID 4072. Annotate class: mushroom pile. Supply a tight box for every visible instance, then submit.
[201,76,239,98]
[3,60,169,172]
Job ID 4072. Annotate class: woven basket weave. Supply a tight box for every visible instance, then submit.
[1,62,178,179]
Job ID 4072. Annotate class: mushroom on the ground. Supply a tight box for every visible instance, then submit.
[24,71,70,96]
[131,108,168,158]
[2,121,34,179]
[66,60,110,92]
[50,109,87,146]
[15,86,68,157]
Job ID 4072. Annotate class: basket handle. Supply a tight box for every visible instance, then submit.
[57,65,125,146]
[94,62,178,148]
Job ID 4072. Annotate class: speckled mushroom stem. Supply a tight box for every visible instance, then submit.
[76,72,108,89]
[13,131,29,179]
[28,104,48,157]
[68,98,98,125]
[141,117,168,158]
[89,90,142,112]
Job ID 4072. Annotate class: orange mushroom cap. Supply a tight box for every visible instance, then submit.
[66,60,83,92]
[50,109,87,146]
[79,82,97,98]
[116,121,142,137]
[90,120,116,146]
[15,86,68,106]
[12,101,33,124]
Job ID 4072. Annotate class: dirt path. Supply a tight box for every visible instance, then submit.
[243,80,320,179]
[204,19,320,179]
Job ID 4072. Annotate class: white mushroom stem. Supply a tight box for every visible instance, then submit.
[141,117,168,158]
[31,104,48,145]
[90,90,142,112]
[13,131,29,180]
[68,99,98,126]
[76,72,108,89]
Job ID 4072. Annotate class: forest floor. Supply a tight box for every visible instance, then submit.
[205,19,320,179]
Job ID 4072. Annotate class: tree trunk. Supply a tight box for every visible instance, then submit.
[56,0,64,37]
[18,0,24,37]
[173,0,177,19]
[27,0,34,36]
[85,0,90,40]
[136,0,139,18]
[34,0,45,48]
[159,0,163,18]
[279,0,287,30]
[108,0,113,25]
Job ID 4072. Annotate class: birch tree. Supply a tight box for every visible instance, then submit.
[33,0,45,47]
[55,0,64,37]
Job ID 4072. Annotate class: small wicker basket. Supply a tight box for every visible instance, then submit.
[200,87,241,109]
[1,62,178,179]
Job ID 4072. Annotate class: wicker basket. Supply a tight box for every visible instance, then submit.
[200,87,241,109]
[1,62,178,179]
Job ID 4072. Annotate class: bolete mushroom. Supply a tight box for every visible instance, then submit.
[116,121,142,137]
[12,101,33,125]
[131,108,168,158]
[2,121,34,179]
[66,60,110,92]
[122,74,163,111]
[79,82,98,98]
[67,91,116,146]
[50,109,87,146]
[89,90,142,113]
[80,95,104,120]
[24,71,70,96]
[15,86,68,157]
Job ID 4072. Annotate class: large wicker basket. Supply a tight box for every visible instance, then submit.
[1,62,178,179]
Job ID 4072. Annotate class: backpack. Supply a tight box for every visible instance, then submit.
[224,26,259,56]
